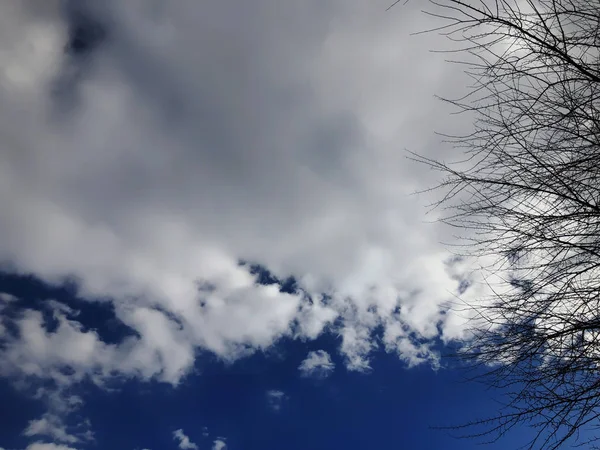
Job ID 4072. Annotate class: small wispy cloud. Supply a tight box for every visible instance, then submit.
[266,390,287,412]
[173,429,198,450]
[298,350,335,379]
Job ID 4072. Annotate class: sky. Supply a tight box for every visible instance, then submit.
[0,1,533,449]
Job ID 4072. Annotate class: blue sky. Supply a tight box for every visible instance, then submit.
[0,1,536,449]
[0,272,533,450]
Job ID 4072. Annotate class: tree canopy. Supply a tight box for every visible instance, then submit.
[409,1,600,448]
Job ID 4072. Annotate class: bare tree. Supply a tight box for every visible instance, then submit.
[405,1,600,449]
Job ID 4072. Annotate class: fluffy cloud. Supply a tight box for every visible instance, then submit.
[0,0,489,434]
[24,415,79,444]
[25,444,77,450]
[299,350,335,378]
[173,429,198,450]
[0,301,194,385]
[212,439,227,450]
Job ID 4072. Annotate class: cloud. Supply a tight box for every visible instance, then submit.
[0,0,490,436]
[24,414,79,444]
[266,390,287,412]
[1,307,113,382]
[25,444,77,450]
[0,292,17,304]
[299,350,335,378]
[0,292,18,337]
[0,295,201,392]
[212,439,227,450]
[173,429,198,450]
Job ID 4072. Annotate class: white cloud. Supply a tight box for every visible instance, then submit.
[212,439,227,450]
[266,390,287,412]
[24,414,79,444]
[25,444,77,450]
[1,308,112,382]
[173,429,198,450]
[0,0,469,382]
[339,324,376,372]
[0,0,491,437]
[299,350,335,378]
